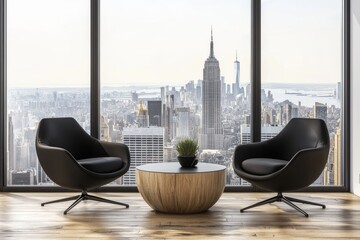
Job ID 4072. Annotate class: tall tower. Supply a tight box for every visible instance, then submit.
[285,103,292,124]
[161,94,175,142]
[200,29,223,150]
[233,51,240,95]
[100,116,111,142]
[148,100,162,127]
[313,102,328,186]
[176,107,190,138]
[137,100,149,127]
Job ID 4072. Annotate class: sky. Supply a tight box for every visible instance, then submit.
[7,0,342,88]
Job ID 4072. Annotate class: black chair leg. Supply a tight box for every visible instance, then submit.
[240,193,325,217]
[285,196,326,209]
[240,195,278,212]
[41,191,129,214]
[281,196,309,217]
[64,194,85,215]
[85,193,129,208]
[41,195,80,206]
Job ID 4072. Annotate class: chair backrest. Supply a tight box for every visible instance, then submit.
[36,117,108,160]
[273,118,330,161]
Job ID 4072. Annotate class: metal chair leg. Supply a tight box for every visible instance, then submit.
[41,192,129,214]
[281,196,309,217]
[41,195,79,206]
[240,195,278,212]
[285,196,326,209]
[240,192,325,217]
[64,194,85,215]
[86,194,129,208]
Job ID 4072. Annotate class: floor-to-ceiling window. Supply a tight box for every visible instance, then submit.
[6,0,90,186]
[100,0,251,186]
[1,0,348,190]
[261,0,344,186]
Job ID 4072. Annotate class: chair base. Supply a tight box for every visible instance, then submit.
[41,191,129,214]
[240,192,325,217]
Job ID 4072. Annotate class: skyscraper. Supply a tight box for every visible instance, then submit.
[137,100,149,127]
[312,102,327,186]
[200,29,223,150]
[100,116,111,142]
[160,87,166,103]
[314,102,327,122]
[196,80,202,104]
[233,51,240,95]
[162,94,175,142]
[240,125,283,144]
[176,107,190,138]
[221,76,226,105]
[285,103,292,124]
[148,100,162,127]
[123,127,164,185]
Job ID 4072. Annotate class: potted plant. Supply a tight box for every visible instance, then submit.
[175,138,199,168]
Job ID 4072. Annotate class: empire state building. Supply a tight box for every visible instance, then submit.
[199,30,223,150]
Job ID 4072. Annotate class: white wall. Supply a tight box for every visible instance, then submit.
[351,0,360,196]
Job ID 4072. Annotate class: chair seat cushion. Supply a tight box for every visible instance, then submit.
[241,158,288,175]
[77,157,123,173]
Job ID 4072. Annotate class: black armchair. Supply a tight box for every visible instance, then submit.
[36,117,130,214]
[233,118,330,217]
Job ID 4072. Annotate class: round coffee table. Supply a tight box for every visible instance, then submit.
[136,162,226,214]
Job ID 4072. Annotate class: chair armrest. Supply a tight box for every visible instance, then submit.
[99,141,131,169]
[36,143,97,185]
[36,143,78,169]
[233,140,275,170]
[280,146,329,181]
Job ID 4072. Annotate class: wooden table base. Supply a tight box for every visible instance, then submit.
[136,168,225,214]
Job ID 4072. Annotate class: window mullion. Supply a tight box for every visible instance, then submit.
[251,0,261,143]
[91,0,100,139]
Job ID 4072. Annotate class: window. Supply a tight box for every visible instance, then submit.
[1,0,348,190]
[261,0,343,186]
[6,0,90,186]
[100,0,251,186]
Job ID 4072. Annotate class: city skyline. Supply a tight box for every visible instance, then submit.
[6,80,342,186]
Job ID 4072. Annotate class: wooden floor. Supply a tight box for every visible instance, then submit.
[1,192,360,239]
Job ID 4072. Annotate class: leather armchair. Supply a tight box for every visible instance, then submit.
[233,118,330,217]
[36,117,130,214]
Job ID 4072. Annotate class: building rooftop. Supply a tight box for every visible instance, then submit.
[123,127,165,135]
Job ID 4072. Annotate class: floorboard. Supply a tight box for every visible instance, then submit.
[0,192,359,239]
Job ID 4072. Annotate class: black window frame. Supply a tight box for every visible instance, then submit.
[0,0,350,192]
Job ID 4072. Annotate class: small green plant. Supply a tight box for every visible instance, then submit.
[175,138,199,157]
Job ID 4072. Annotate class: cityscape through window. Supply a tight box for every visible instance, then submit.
[100,0,251,186]
[6,0,90,185]
[6,0,343,187]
